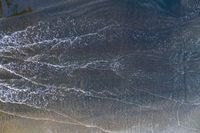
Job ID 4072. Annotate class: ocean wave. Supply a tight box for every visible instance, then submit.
[1,0,200,132]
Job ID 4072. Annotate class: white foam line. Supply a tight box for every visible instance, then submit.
[129,86,200,108]
[0,87,113,133]
[0,108,114,133]
[129,86,182,104]
[43,109,115,133]
[0,64,166,110]
[0,83,27,92]
[0,64,50,88]
[85,94,157,111]
[0,63,196,108]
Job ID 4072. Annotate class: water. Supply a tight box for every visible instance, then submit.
[1,0,200,133]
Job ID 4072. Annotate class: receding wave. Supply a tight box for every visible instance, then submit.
[1,0,200,133]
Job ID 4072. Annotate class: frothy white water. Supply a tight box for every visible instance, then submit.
[1,2,200,132]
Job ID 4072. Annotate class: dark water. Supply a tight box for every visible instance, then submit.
[1,0,200,133]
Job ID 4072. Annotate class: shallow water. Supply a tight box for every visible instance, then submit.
[1,0,200,133]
